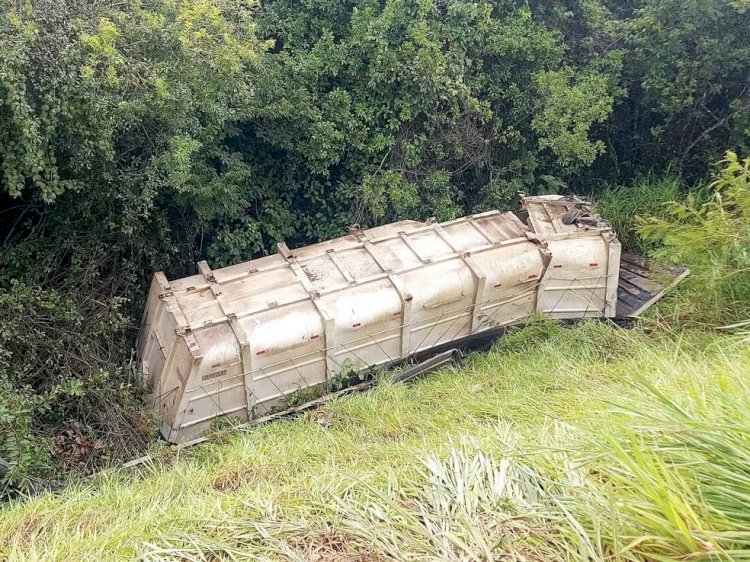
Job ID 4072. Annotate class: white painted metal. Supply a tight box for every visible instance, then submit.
[136,195,621,442]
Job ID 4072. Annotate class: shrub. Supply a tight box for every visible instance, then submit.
[637,151,750,324]
[0,281,150,491]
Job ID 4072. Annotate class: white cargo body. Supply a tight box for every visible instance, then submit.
[137,195,621,442]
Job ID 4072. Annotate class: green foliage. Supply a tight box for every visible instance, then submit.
[0,281,148,489]
[244,0,621,232]
[638,152,750,323]
[582,372,750,560]
[0,0,273,273]
[1,0,750,485]
[604,0,750,180]
[594,175,681,252]
[532,64,620,169]
[0,380,50,492]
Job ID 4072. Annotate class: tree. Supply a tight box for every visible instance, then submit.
[0,0,270,484]
[603,0,750,180]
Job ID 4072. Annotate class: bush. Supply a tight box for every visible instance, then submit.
[0,281,150,491]
[637,151,750,324]
[0,380,50,492]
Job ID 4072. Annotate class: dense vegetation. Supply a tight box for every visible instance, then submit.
[1,0,749,485]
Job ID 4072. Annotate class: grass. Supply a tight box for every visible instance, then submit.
[0,320,749,561]
[592,176,680,253]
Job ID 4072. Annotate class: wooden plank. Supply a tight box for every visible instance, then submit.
[616,288,642,311]
[618,276,653,300]
[620,260,685,280]
[616,298,637,318]
[620,260,678,280]
[619,260,653,277]
[618,267,662,293]
[615,253,690,319]
[622,253,687,277]
[621,252,651,269]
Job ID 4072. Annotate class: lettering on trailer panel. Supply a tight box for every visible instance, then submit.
[201,369,228,382]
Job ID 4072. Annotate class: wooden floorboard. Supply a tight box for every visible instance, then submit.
[616,253,689,318]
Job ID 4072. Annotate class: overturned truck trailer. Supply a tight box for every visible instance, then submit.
[137,196,686,442]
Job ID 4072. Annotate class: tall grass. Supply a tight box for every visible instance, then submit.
[574,342,750,560]
[638,152,750,324]
[593,176,680,252]
[0,322,746,561]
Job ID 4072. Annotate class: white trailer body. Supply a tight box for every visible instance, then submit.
[137,195,623,442]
